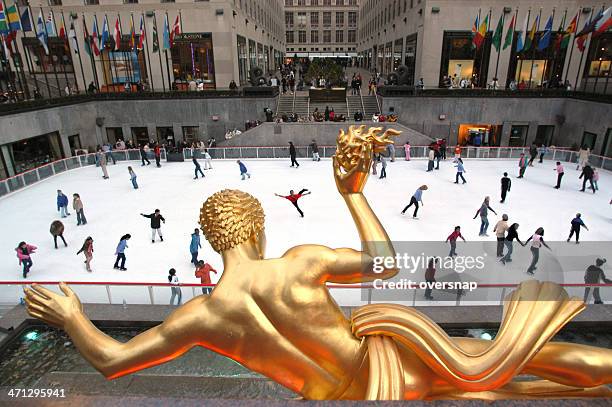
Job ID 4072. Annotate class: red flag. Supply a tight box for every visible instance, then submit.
[137,15,145,50]
[113,18,121,51]
[170,15,180,45]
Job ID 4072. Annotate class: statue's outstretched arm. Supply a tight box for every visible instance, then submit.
[25,283,206,379]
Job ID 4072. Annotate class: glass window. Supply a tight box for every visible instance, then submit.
[404,33,417,85]
[248,39,257,70]
[297,12,307,26]
[182,127,200,143]
[311,0,319,5]
[584,32,611,78]
[9,132,64,174]
[440,31,491,88]
[285,12,293,26]
[286,31,294,43]
[581,132,597,150]
[323,11,331,26]
[170,33,216,88]
[298,31,307,43]
[68,134,82,155]
[336,12,344,26]
[336,30,344,43]
[323,30,331,43]
[106,128,124,144]
[298,0,305,5]
[311,30,319,43]
[323,0,331,5]
[348,30,356,43]
[336,0,344,5]
[509,125,528,147]
[257,42,264,68]
[393,38,403,71]
[348,11,357,26]
[310,12,319,26]
[237,35,248,85]
[285,0,293,6]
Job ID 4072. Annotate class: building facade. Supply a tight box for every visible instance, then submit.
[357,0,611,92]
[284,0,358,57]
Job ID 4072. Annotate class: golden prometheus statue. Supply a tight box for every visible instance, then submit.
[25,126,611,400]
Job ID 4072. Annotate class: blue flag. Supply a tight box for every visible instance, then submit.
[100,15,109,49]
[162,14,171,50]
[20,7,32,32]
[537,14,553,51]
[36,10,48,54]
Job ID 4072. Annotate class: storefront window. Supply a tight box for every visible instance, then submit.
[584,32,611,78]
[68,134,82,155]
[182,126,200,143]
[248,39,257,70]
[96,36,147,87]
[458,124,501,146]
[170,33,216,89]
[509,125,529,147]
[393,38,403,71]
[257,43,264,69]
[581,132,597,150]
[376,45,384,74]
[237,35,248,85]
[106,128,124,144]
[8,132,64,174]
[131,127,149,146]
[440,31,491,88]
[264,45,269,72]
[384,42,392,74]
[506,32,567,88]
[157,127,175,145]
[404,34,417,85]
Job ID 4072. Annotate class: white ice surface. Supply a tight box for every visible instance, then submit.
[1,158,611,305]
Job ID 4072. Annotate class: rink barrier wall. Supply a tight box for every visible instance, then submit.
[0,281,610,307]
[1,146,610,198]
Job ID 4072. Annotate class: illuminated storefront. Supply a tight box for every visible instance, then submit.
[171,33,216,89]
[458,124,502,146]
[440,31,491,87]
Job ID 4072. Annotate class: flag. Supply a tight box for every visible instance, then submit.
[91,17,100,56]
[36,10,48,54]
[1,34,10,56]
[58,13,66,39]
[152,16,159,52]
[524,14,539,51]
[594,7,611,36]
[471,14,479,49]
[68,21,78,53]
[553,13,566,52]
[7,4,21,31]
[577,9,604,37]
[576,16,592,52]
[20,7,31,32]
[560,12,577,49]
[4,30,16,53]
[492,14,504,52]
[516,13,529,52]
[0,4,9,34]
[171,15,180,44]
[503,14,515,50]
[537,14,553,51]
[46,11,55,36]
[100,15,109,50]
[113,17,121,51]
[474,14,488,50]
[137,15,145,50]
[129,14,136,50]
[83,17,92,56]
[162,14,171,50]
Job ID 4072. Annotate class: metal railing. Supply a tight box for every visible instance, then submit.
[1,146,610,199]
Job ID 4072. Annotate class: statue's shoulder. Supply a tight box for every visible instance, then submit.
[282,244,333,261]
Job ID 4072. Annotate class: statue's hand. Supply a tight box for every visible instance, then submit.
[24,283,83,329]
[333,142,372,194]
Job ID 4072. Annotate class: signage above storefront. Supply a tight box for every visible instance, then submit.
[173,33,212,42]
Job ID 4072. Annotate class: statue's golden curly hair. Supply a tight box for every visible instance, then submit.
[199,189,265,253]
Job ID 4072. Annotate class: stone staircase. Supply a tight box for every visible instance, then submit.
[361,95,380,117]
[293,96,309,117]
[308,102,348,119]
[347,95,364,116]
[276,94,294,116]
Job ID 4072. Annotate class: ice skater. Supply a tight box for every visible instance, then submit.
[528,143,538,166]
[401,185,427,218]
[310,139,321,161]
[379,154,387,178]
[128,166,138,189]
[387,143,396,162]
[275,189,311,217]
[454,158,466,184]
[154,144,162,167]
[168,269,182,305]
[454,144,462,159]
[203,149,213,169]
[371,153,379,175]
[289,141,299,168]
[50,220,68,249]
[473,196,497,237]
[192,155,205,179]
[140,144,151,166]
[593,169,600,191]
[500,173,511,203]
[500,223,524,265]
[113,234,131,270]
[554,161,564,189]
[525,227,551,275]
[76,236,94,272]
[518,153,528,178]
[427,148,435,172]
[237,160,251,180]
[404,141,411,161]
[567,213,589,244]
[16,241,36,278]
[141,209,165,243]
[195,260,218,295]
[538,144,548,163]
[97,149,109,179]
[577,146,590,170]
[190,228,202,265]
[73,193,87,225]
[493,214,509,257]
[446,226,466,257]
[56,190,70,218]
[424,258,437,300]
[579,164,596,193]
[583,258,610,304]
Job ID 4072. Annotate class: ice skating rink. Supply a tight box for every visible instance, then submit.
[1,157,611,305]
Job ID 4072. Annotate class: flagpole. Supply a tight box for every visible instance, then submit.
[117,13,133,87]
[3,0,30,99]
[527,8,542,89]
[32,6,54,97]
[507,7,519,88]
[164,11,172,90]
[575,7,593,91]
[95,14,111,90]
[478,8,491,87]
[84,14,99,91]
[553,9,568,87]
[104,14,119,90]
[540,8,555,88]
[58,11,76,92]
[0,7,24,99]
[141,12,154,91]
[152,12,165,91]
[518,9,531,89]
[563,9,581,85]
[41,7,62,96]
[0,35,18,98]
[591,6,605,93]
[65,12,85,92]
[472,8,481,87]
[28,5,51,97]
[48,9,67,94]
[493,11,505,83]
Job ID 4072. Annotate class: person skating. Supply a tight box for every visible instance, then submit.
[538,144,548,163]
[141,209,166,243]
[168,269,182,305]
[427,148,435,172]
[593,169,600,191]
[113,234,131,270]
[424,258,437,300]
[275,189,311,217]
[434,146,441,170]
[154,144,162,168]
[192,156,205,179]
[446,226,466,257]
[473,196,497,237]
[128,166,138,189]
[237,160,251,180]
[16,241,36,278]
[579,164,596,193]
[50,220,68,249]
[289,141,299,167]
[583,258,610,304]
[190,228,202,265]
[525,227,551,275]
[518,153,528,178]
[401,185,427,218]
[440,139,447,160]
[203,149,213,169]
[310,140,321,161]
[57,190,70,218]
[494,214,509,257]
[387,143,396,162]
[454,144,462,159]
[371,153,379,175]
[454,158,466,184]
[195,260,218,295]
[528,143,538,166]
[73,193,87,225]
[500,173,511,203]
[379,154,387,179]
[567,213,589,244]
[554,161,564,189]
[404,141,411,161]
[76,237,94,272]
[139,144,151,166]
[577,146,590,170]
[500,223,524,264]
[97,149,109,179]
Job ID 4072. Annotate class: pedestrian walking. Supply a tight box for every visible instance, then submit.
[203,149,213,169]
[401,185,427,218]
[289,141,299,167]
[500,223,524,264]
[583,258,610,304]
[57,190,70,217]
[518,153,528,178]
[579,164,596,193]
[72,193,87,225]
[76,236,94,272]
[554,162,564,189]
[494,214,509,257]
[154,144,162,167]
[379,154,387,178]
[193,156,205,179]
[195,260,218,295]
[567,213,589,244]
[50,220,68,249]
[404,141,411,161]
[525,227,551,275]
[97,149,109,179]
[310,140,321,161]
[473,196,497,237]
[500,173,511,203]
[128,166,139,189]
[424,258,437,300]
[237,160,251,180]
[190,228,202,265]
[454,158,467,184]
[168,268,182,305]
[16,242,36,278]
[141,209,165,243]
[140,144,151,166]
[113,234,131,270]
[427,148,435,172]
[275,189,311,217]
[446,226,466,257]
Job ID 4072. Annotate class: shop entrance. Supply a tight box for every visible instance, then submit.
[457,124,501,146]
